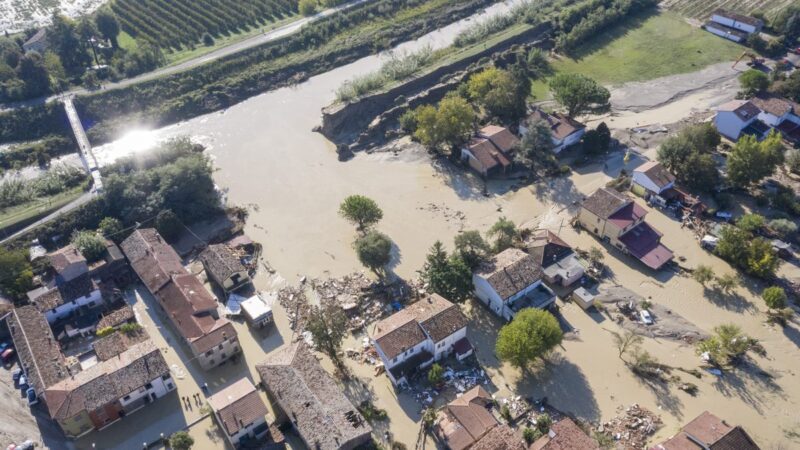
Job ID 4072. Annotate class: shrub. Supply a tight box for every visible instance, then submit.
[428,363,444,384]
[96,326,115,337]
[762,286,788,310]
[71,230,107,262]
[768,218,797,238]
[299,0,317,16]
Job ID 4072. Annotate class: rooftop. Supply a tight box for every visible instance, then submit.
[31,273,97,313]
[717,100,761,122]
[468,137,513,172]
[45,340,169,421]
[48,245,86,275]
[711,9,764,27]
[256,343,372,450]
[435,386,498,450]
[526,229,573,268]
[6,306,68,395]
[96,305,135,329]
[634,161,676,191]
[472,424,524,450]
[208,378,268,437]
[530,417,599,450]
[525,108,586,140]
[651,411,760,450]
[121,228,186,293]
[750,94,800,118]
[619,222,673,270]
[478,125,519,153]
[93,329,148,361]
[476,248,543,300]
[582,188,630,220]
[607,201,648,230]
[200,244,247,284]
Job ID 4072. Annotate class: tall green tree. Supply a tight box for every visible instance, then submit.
[95,10,121,48]
[50,13,91,75]
[738,69,770,98]
[0,247,34,300]
[354,231,393,278]
[549,73,610,117]
[412,94,475,153]
[727,131,784,188]
[168,431,194,450]
[466,67,527,121]
[517,119,554,167]
[420,241,473,303]
[16,53,50,97]
[339,195,383,231]
[71,230,107,262]
[496,309,563,370]
[762,286,787,310]
[696,324,758,368]
[454,230,490,270]
[487,217,518,253]
[306,298,349,371]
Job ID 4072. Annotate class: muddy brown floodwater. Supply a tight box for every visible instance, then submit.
[88,5,800,448]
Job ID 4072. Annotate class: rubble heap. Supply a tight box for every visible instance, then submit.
[598,404,661,449]
[277,285,310,333]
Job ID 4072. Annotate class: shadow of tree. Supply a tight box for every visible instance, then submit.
[631,372,684,420]
[530,175,583,214]
[703,286,756,313]
[710,361,783,415]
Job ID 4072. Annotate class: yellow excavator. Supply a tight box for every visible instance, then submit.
[732,51,765,69]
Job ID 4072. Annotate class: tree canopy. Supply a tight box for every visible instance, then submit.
[339,195,383,231]
[420,241,473,303]
[496,308,563,370]
[169,431,194,450]
[487,217,518,253]
[453,230,490,270]
[762,286,787,310]
[726,131,784,188]
[0,246,34,300]
[738,69,770,98]
[466,67,528,121]
[715,224,779,279]
[71,230,107,262]
[656,123,721,192]
[549,73,610,117]
[412,93,475,152]
[354,231,393,278]
[306,298,349,370]
[696,324,759,368]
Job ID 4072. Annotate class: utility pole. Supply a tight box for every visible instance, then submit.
[88,37,100,67]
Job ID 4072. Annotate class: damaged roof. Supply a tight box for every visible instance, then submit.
[121,228,186,293]
[476,248,543,300]
[6,306,68,395]
[200,244,247,284]
[208,378,268,437]
[31,274,97,313]
[582,188,630,219]
[257,343,372,450]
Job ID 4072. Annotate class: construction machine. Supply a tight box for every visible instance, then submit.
[732,51,765,69]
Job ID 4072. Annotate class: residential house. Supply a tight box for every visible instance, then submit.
[714,95,800,142]
[49,245,89,283]
[200,244,251,294]
[28,273,104,324]
[256,343,372,450]
[577,188,674,270]
[632,161,676,199]
[208,378,274,448]
[240,294,273,328]
[530,417,599,450]
[710,10,764,34]
[525,229,585,287]
[473,248,556,321]
[96,305,136,330]
[121,229,239,370]
[44,340,174,438]
[650,411,760,450]
[519,108,586,153]
[461,125,519,177]
[371,294,471,386]
[22,29,48,54]
[434,386,500,450]
[471,425,525,450]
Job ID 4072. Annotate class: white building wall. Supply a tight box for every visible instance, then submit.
[714,112,750,140]
[119,374,174,408]
[758,111,785,127]
[44,289,103,323]
[705,24,744,42]
[375,338,429,370]
[710,14,736,28]
[432,327,466,360]
[472,275,504,317]
[196,336,240,370]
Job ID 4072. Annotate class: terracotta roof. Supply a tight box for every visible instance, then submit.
[526,229,573,268]
[476,248,543,300]
[436,386,498,450]
[479,125,519,152]
[93,329,148,361]
[607,202,648,229]
[525,109,586,141]
[208,378,268,437]
[97,305,135,329]
[121,229,186,293]
[634,161,676,190]
[750,94,800,118]
[256,343,372,450]
[619,222,673,270]
[651,411,760,450]
[712,9,763,27]
[473,425,525,450]
[6,306,67,395]
[31,273,97,313]
[48,245,86,275]
[45,340,169,421]
[200,244,246,284]
[373,294,468,359]
[530,418,599,450]
[582,188,630,219]
[468,137,513,172]
[717,100,761,122]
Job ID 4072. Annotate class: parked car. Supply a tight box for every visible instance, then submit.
[1,348,15,365]
[639,310,654,325]
[26,388,38,406]
[18,374,27,389]
[12,369,23,383]
[0,342,10,352]
[715,211,732,221]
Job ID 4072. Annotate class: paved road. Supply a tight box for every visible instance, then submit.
[0,0,369,111]
[0,191,95,244]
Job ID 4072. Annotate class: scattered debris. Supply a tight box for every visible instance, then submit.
[598,404,662,449]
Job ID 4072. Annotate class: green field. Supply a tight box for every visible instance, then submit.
[662,0,793,20]
[531,12,743,99]
[0,186,85,234]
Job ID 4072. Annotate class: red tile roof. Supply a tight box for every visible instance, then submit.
[525,109,586,140]
[619,222,673,270]
[651,411,760,450]
[607,202,648,229]
[635,161,676,191]
[436,386,498,450]
[530,418,599,450]
[208,378,268,436]
[468,137,513,172]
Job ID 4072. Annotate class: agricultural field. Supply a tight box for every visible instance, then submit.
[0,0,107,32]
[109,0,298,51]
[532,12,743,97]
[662,0,795,21]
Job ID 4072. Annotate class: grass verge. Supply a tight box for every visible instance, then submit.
[0,185,85,234]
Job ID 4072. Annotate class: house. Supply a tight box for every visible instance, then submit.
[530,417,599,450]
[519,108,586,153]
[461,125,518,177]
[577,188,673,270]
[714,96,800,143]
[632,161,676,198]
[121,229,239,371]
[240,294,273,328]
[710,10,764,34]
[256,343,372,450]
[434,386,499,450]
[371,293,471,386]
[208,378,273,448]
[471,425,525,450]
[650,411,760,450]
[44,340,174,438]
[22,29,49,54]
[525,229,585,287]
[28,273,104,324]
[200,244,251,294]
[5,306,173,439]
[473,248,556,321]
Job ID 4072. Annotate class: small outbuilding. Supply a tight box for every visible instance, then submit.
[207,378,272,448]
[241,294,273,328]
[200,244,251,294]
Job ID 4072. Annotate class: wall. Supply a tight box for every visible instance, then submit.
[59,410,93,438]
[44,289,103,323]
[196,335,241,370]
[432,327,466,360]
[119,374,174,411]
[319,22,552,144]
[375,337,429,370]
[227,415,268,445]
[503,279,545,321]
[472,275,504,317]
[714,111,749,140]
[704,24,744,43]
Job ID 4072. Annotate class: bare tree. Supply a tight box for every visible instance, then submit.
[306,298,349,373]
[610,329,643,362]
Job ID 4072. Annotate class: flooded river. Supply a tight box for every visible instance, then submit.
[87,1,800,448]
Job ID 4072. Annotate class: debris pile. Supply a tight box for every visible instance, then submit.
[277,285,310,333]
[598,404,661,449]
[410,367,490,405]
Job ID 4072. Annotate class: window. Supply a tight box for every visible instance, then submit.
[206,350,214,356]
[162,374,171,381]
[218,344,224,350]
[88,301,95,307]
[145,383,153,390]
[220,353,226,359]
[392,357,397,363]
[233,346,239,353]
[209,359,215,365]
[123,395,130,401]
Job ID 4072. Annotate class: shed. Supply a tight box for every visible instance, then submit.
[241,294,273,328]
[200,244,251,293]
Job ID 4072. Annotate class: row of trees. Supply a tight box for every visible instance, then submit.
[553,0,660,54]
